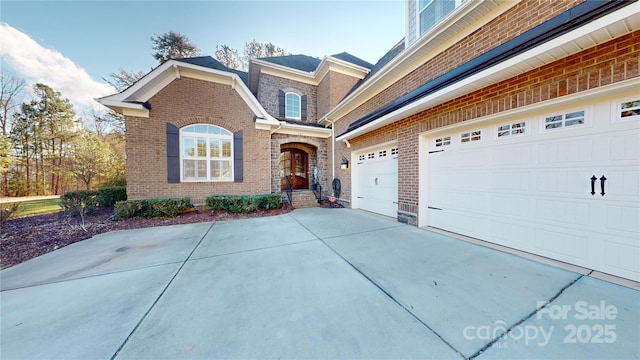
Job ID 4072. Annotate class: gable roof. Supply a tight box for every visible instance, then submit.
[175,56,249,85]
[258,54,321,72]
[330,52,374,70]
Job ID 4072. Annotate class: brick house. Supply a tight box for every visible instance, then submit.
[99,0,639,281]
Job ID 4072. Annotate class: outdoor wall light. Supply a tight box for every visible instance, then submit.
[340,157,349,170]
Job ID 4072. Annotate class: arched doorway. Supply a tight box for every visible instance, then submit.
[280,148,308,190]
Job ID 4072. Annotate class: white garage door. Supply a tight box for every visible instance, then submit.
[424,97,639,281]
[352,145,398,218]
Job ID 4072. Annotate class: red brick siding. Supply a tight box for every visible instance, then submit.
[125,77,271,204]
[336,30,639,217]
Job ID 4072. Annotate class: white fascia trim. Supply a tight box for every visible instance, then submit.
[96,98,149,118]
[315,56,371,82]
[251,58,317,85]
[325,0,517,125]
[274,122,332,139]
[96,59,278,123]
[337,5,639,141]
[252,56,371,87]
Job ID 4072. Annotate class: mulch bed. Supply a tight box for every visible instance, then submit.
[0,205,294,270]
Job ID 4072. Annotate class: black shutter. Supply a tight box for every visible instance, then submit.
[301,95,307,121]
[166,123,180,183]
[278,90,285,118]
[233,130,243,182]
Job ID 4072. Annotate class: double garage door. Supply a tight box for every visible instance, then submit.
[424,97,639,281]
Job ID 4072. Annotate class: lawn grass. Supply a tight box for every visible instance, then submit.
[5,198,62,218]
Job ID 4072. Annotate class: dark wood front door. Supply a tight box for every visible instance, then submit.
[280,149,308,190]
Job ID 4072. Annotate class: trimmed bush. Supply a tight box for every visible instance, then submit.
[205,194,281,213]
[61,190,100,216]
[114,197,191,219]
[98,186,127,207]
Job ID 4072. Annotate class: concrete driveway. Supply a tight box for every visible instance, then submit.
[1,208,638,359]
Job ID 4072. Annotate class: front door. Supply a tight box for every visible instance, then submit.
[280,149,308,190]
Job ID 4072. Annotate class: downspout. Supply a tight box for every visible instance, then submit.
[322,117,336,184]
[270,123,282,135]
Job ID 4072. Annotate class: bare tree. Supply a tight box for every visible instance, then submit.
[215,45,242,70]
[151,31,200,63]
[103,67,145,92]
[0,72,25,136]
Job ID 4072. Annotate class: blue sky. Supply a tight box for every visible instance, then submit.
[0,0,405,116]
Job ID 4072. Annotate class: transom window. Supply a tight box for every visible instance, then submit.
[285,92,301,119]
[461,130,481,143]
[379,150,387,157]
[358,154,365,161]
[419,0,463,36]
[367,152,375,159]
[544,110,585,130]
[391,147,399,155]
[180,124,233,181]
[497,122,526,138]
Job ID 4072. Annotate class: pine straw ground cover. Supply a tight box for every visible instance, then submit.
[0,205,294,270]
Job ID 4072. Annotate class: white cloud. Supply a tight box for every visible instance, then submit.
[0,23,115,118]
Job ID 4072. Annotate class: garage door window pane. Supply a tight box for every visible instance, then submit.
[545,115,563,129]
[565,111,585,126]
[620,100,640,118]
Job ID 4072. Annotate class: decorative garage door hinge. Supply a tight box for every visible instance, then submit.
[429,150,444,154]
[428,206,442,210]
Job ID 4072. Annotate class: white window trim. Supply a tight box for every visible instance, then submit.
[540,107,591,133]
[459,129,482,144]
[612,97,640,123]
[180,124,234,182]
[285,92,301,120]
[495,120,529,140]
[417,0,465,38]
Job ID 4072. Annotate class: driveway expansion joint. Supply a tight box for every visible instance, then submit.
[289,214,467,359]
[468,273,586,359]
[188,238,319,262]
[0,261,186,292]
[109,222,216,360]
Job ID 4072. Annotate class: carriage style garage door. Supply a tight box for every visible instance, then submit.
[423,94,639,281]
[352,144,399,218]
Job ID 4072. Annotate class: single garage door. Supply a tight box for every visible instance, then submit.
[425,98,639,281]
[352,145,398,218]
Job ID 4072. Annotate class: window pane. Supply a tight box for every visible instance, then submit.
[221,161,232,179]
[565,118,584,126]
[183,160,195,178]
[546,115,562,123]
[621,100,640,109]
[210,140,220,158]
[285,93,300,118]
[196,160,207,179]
[183,138,195,157]
[194,125,207,134]
[197,139,207,157]
[222,141,232,158]
[210,160,232,180]
[565,111,584,119]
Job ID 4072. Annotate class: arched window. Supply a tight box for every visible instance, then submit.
[180,124,233,181]
[285,92,301,119]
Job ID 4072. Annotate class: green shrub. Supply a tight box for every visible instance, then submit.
[100,177,126,188]
[114,197,191,219]
[205,194,281,213]
[61,190,100,216]
[98,186,127,207]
